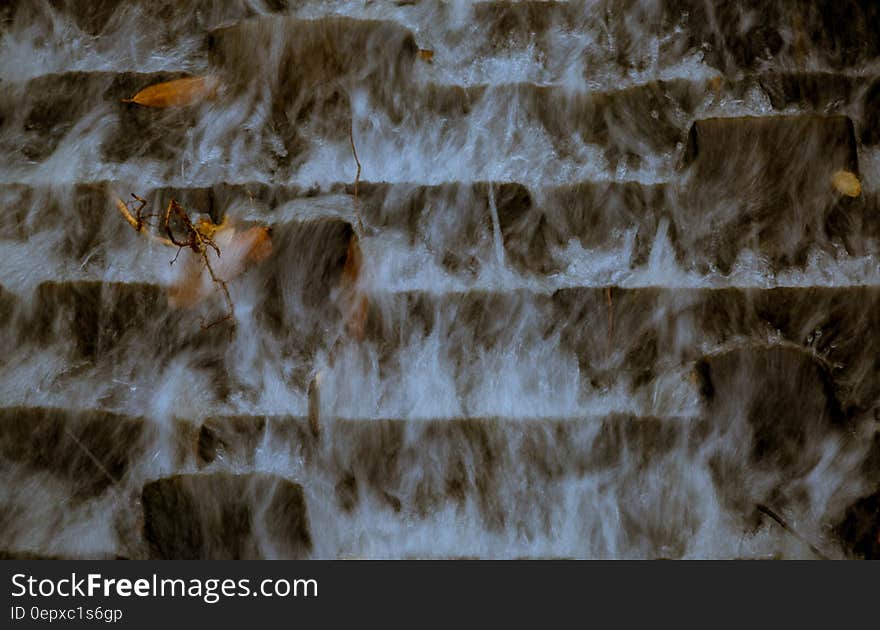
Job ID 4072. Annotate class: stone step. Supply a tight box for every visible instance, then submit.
[5,2,878,101]
[0,70,200,166]
[474,1,880,75]
[141,472,311,559]
[25,280,214,360]
[0,404,868,557]
[0,284,16,326]
[680,114,866,272]
[0,406,149,498]
[207,15,419,89]
[7,283,879,419]
[661,0,880,75]
[5,63,878,180]
[3,0,291,38]
[194,395,856,544]
[0,73,698,174]
[3,173,877,279]
[198,414,694,524]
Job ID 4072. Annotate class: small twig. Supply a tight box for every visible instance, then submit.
[121,194,236,332]
[349,120,365,235]
[756,503,829,560]
[169,246,184,266]
[199,250,235,331]
[168,203,234,331]
[64,427,119,487]
[115,195,174,246]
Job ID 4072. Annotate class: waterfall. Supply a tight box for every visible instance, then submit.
[0,0,878,559]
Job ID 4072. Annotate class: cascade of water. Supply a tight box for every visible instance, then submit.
[0,0,878,560]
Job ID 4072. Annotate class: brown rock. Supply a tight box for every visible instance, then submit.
[141,472,312,559]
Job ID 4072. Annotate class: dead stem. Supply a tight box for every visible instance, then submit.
[115,194,174,246]
[161,199,235,332]
[116,193,236,332]
[756,503,829,559]
[349,120,365,235]
[199,250,236,331]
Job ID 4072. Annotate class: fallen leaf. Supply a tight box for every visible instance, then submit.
[345,293,369,340]
[831,170,861,197]
[417,49,434,62]
[122,76,220,108]
[195,214,229,238]
[167,218,272,310]
[341,235,368,340]
[341,234,362,286]
[241,226,273,263]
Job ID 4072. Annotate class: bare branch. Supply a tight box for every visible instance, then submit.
[115,196,174,246]
[116,193,237,332]
[349,120,364,235]
[756,503,829,560]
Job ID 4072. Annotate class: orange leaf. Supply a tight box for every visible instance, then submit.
[241,226,273,263]
[831,170,861,197]
[342,236,362,285]
[346,293,369,341]
[417,49,434,62]
[341,235,368,340]
[122,76,220,108]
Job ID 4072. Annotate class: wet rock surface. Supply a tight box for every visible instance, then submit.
[0,1,878,559]
[0,406,148,498]
[141,472,312,559]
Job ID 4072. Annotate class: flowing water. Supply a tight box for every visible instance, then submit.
[0,0,879,559]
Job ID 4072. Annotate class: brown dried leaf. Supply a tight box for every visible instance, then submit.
[241,226,273,263]
[122,76,220,108]
[341,235,368,340]
[831,170,861,197]
[417,49,434,62]
[167,220,272,310]
[342,235,362,286]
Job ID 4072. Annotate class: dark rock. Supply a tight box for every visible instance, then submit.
[835,489,880,559]
[197,416,266,466]
[680,115,859,272]
[0,284,16,329]
[492,183,560,275]
[141,472,312,559]
[207,17,417,164]
[696,346,843,472]
[862,79,880,145]
[587,415,684,471]
[31,281,167,358]
[335,471,359,512]
[756,73,856,114]
[101,71,203,164]
[542,181,670,267]
[0,406,147,498]
[662,1,880,73]
[196,415,317,467]
[261,216,357,341]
